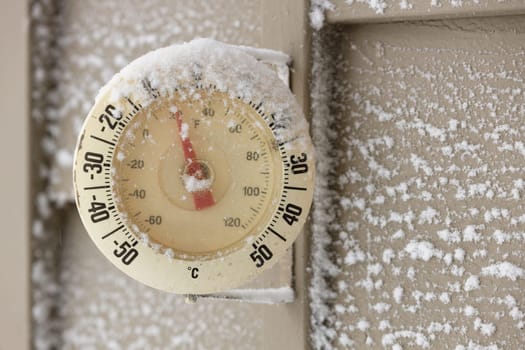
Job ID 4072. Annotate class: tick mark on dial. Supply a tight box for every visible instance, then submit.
[268,227,286,242]
[90,135,116,146]
[283,185,307,191]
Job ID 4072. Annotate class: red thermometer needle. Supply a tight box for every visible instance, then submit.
[174,111,215,210]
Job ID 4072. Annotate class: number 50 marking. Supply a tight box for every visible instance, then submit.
[250,244,273,268]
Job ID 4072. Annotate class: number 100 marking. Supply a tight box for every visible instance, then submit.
[243,186,260,196]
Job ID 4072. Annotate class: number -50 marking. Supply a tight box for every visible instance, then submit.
[113,241,139,265]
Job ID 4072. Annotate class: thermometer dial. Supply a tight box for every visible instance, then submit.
[73,39,314,294]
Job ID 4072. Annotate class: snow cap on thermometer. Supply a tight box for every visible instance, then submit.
[96,38,310,151]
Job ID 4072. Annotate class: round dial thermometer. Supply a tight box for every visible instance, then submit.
[73,39,314,294]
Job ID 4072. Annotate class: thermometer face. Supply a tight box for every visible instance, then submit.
[73,39,314,294]
[113,90,282,257]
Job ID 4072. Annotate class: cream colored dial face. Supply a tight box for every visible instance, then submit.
[74,81,314,295]
[112,91,281,258]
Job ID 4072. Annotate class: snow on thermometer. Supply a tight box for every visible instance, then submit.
[72,39,315,294]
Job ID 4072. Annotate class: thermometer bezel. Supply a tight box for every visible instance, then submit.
[73,41,314,294]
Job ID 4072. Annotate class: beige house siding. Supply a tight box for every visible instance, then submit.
[310,13,525,349]
[325,0,525,23]
[0,1,30,350]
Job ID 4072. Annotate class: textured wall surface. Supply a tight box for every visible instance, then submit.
[310,16,525,349]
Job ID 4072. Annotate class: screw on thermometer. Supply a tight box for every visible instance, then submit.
[73,39,314,294]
